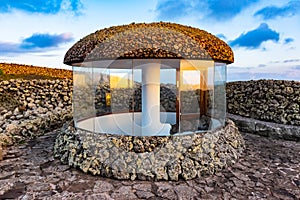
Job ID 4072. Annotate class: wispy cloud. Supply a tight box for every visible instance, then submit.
[20,33,73,49]
[227,71,300,82]
[294,65,300,70]
[216,34,227,40]
[0,32,74,55]
[258,64,266,68]
[205,0,258,20]
[283,59,300,63]
[0,0,83,15]
[227,71,279,82]
[155,0,258,21]
[284,38,294,44]
[228,63,300,82]
[155,0,191,20]
[254,1,300,20]
[229,23,279,49]
[0,42,23,53]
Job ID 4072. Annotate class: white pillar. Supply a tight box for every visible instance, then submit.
[141,62,170,136]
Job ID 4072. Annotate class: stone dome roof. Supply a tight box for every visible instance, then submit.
[64,22,234,65]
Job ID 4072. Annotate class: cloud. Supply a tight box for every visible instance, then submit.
[254,1,300,20]
[269,60,280,64]
[0,42,23,54]
[294,65,300,70]
[205,0,258,20]
[228,64,300,82]
[0,32,74,55]
[155,0,191,20]
[283,59,300,63]
[0,0,83,15]
[284,38,294,44]
[155,0,258,21]
[227,71,299,82]
[38,54,61,57]
[258,64,266,68]
[229,23,280,49]
[216,34,227,40]
[20,33,73,49]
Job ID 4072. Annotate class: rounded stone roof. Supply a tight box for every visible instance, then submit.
[64,22,234,65]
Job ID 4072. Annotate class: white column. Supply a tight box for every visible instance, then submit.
[141,62,170,136]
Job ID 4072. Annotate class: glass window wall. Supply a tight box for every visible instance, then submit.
[73,59,227,136]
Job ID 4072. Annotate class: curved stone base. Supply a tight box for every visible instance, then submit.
[54,119,244,181]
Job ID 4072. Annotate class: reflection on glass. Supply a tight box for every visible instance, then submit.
[93,67,111,116]
[133,68,142,112]
[179,60,215,133]
[110,69,133,113]
[160,69,177,113]
[213,63,227,126]
[72,59,227,136]
[73,65,96,129]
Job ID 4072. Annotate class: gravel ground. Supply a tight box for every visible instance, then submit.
[0,129,299,200]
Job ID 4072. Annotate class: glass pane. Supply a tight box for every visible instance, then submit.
[109,69,133,113]
[160,68,176,112]
[73,60,135,135]
[181,70,201,114]
[110,67,134,135]
[213,63,227,127]
[73,64,96,132]
[206,67,214,122]
[93,65,111,116]
[132,67,142,135]
[133,59,175,136]
[133,68,142,112]
[160,66,177,135]
[179,60,214,133]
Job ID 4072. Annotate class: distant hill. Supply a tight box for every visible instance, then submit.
[0,63,72,79]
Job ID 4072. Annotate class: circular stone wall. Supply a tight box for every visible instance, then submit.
[54,119,244,181]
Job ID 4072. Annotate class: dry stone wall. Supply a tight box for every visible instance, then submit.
[226,80,300,126]
[0,79,73,146]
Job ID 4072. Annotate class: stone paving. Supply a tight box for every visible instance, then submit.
[0,129,299,200]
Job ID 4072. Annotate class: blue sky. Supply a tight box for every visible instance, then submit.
[0,0,299,81]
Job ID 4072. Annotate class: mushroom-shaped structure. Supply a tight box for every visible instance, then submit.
[55,22,244,180]
[65,22,233,136]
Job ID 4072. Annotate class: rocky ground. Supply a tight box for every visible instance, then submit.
[0,129,299,200]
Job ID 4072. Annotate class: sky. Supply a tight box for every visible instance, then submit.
[0,0,299,82]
